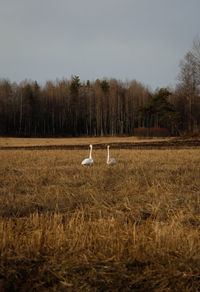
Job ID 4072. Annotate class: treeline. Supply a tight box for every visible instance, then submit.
[0,39,200,137]
[0,77,152,137]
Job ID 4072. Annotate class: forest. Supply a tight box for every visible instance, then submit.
[0,38,200,137]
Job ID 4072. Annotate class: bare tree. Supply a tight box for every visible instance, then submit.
[178,37,200,132]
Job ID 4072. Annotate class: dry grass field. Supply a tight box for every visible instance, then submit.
[0,139,200,291]
[0,136,172,147]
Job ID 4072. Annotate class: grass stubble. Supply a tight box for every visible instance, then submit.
[0,147,200,291]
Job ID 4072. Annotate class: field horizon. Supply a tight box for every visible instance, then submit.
[0,136,172,147]
[1,136,200,151]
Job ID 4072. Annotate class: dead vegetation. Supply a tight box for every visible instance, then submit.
[1,136,200,151]
[0,147,200,291]
[0,137,172,147]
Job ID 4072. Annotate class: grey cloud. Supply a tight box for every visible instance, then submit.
[0,0,200,89]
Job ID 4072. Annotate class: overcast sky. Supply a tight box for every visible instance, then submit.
[0,0,200,90]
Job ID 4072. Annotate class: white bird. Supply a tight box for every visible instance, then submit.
[107,145,116,165]
[81,144,93,166]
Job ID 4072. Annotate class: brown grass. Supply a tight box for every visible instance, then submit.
[0,136,173,147]
[0,146,200,291]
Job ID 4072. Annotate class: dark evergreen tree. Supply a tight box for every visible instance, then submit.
[138,89,181,135]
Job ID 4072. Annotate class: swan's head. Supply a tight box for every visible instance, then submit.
[107,145,110,149]
[89,144,92,148]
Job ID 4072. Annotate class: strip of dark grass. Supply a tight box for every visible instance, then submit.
[1,139,200,150]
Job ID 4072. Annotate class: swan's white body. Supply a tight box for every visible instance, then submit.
[81,144,93,166]
[107,145,116,165]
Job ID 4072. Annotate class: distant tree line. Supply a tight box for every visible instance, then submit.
[0,77,151,137]
[0,38,200,137]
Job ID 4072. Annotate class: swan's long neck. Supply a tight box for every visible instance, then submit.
[89,146,92,159]
[107,147,110,162]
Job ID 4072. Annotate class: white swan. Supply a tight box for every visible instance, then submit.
[107,145,116,165]
[81,144,93,166]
